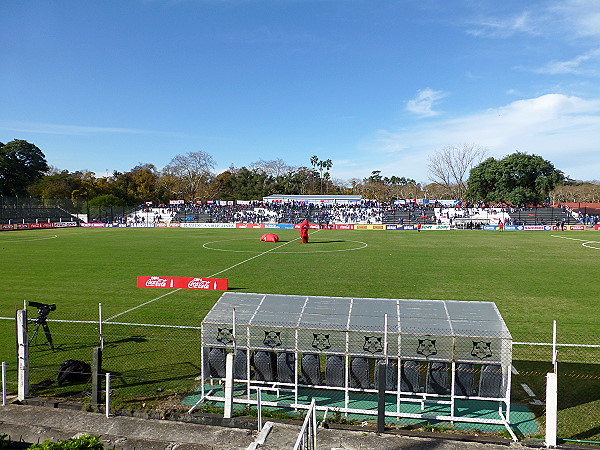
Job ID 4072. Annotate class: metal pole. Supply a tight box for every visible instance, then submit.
[92,347,103,408]
[552,320,557,374]
[377,361,386,433]
[545,372,558,448]
[232,308,236,351]
[257,387,262,432]
[105,372,111,417]
[383,314,388,362]
[16,309,28,401]
[99,303,104,350]
[2,361,6,406]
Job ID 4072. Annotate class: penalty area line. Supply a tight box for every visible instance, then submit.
[105,230,318,322]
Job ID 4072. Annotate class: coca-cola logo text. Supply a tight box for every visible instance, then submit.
[188,278,211,289]
[145,276,168,288]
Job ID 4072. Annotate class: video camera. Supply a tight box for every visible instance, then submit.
[28,301,56,323]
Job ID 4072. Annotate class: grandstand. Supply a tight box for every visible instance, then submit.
[3,194,590,228]
[0,197,82,225]
[165,202,583,227]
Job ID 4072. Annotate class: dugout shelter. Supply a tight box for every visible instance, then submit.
[199,292,513,430]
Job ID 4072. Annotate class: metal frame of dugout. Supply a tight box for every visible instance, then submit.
[199,292,513,431]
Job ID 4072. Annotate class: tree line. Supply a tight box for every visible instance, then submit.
[1,139,597,206]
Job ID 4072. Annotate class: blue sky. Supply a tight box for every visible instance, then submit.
[2,0,600,184]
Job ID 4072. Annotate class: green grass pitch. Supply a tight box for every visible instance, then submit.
[0,227,599,439]
[1,227,598,344]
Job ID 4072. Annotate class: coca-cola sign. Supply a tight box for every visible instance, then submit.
[137,276,228,290]
[144,276,172,288]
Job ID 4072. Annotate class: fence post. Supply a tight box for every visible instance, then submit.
[224,352,234,419]
[105,372,111,418]
[2,361,6,406]
[91,347,103,408]
[16,309,28,401]
[257,387,262,432]
[98,303,104,350]
[545,372,558,448]
[552,320,557,374]
[377,361,386,433]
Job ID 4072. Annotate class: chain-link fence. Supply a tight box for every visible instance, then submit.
[511,329,600,443]
[2,314,598,443]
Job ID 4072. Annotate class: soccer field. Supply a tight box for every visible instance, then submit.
[1,227,599,440]
[1,227,598,344]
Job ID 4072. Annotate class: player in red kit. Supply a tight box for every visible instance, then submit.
[299,219,309,243]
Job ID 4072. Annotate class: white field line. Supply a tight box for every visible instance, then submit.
[0,234,58,242]
[551,234,600,249]
[104,230,318,322]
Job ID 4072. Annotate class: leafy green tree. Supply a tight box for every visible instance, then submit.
[88,194,127,207]
[466,152,564,205]
[0,139,49,196]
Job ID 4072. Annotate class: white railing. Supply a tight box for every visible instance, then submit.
[293,398,317,450]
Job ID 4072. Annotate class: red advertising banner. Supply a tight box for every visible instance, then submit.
[236,223,265,229]
[293,223,320,229]
[137,276,228,290]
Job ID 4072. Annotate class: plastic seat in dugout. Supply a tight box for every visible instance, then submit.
[208,347,226,378]
[277,352,295,384]
[426,362,449,395]
[253,351,277,382]
[234,349,248,380]
[350,357,370,389]
[374,360,398,390]
[479,364,503,398]
[400,360,421,393]
[301,354,321,385]
[325,355,345,387]
[454,363,475,396]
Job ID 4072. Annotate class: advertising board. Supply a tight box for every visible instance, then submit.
[181,223,235,228]
[354,224,385,230]
[137,276,228,290]
[54,222,77,228]
[236,223,265,229]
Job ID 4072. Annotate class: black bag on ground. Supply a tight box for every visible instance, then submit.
[57,359,91,385]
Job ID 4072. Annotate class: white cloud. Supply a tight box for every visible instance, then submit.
[550,0,600,38]
[466,10,538,38]
[0,121,161,136]
[535,48,600,75]
[0,120,213,140]
[405,88,448,117]
[368,94,600,182]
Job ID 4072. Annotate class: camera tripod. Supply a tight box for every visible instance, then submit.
[29,316,54,350]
